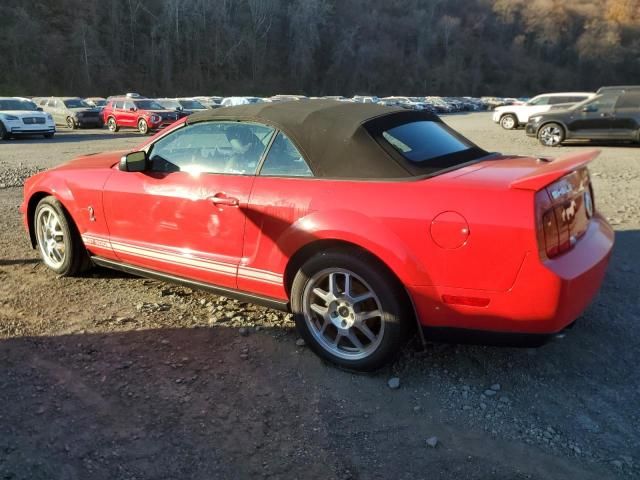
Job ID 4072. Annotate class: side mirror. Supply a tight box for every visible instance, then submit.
[119,151,148,172]
[129,107,136,112]
[582,105,596,113]
[36,107,43,111]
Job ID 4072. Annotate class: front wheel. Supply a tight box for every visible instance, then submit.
[538,123,565,147]
[138,118,149,134]
[291,248,411,371]
[66,117,77,130]
[500,114,518,130]
[34,196,91,276]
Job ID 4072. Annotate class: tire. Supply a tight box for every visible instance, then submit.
[0,122,11,140]
[137,118,149,134]
[34,196,91,276]
[500,114,518,130]
[538,122,565,147]
[107,117,119,133]
[66,117,77,130]
[43,133,54,139]
[291,248,411,371]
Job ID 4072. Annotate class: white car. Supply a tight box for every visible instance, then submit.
[220,96,264,107]
[0,97,56,140]
[492,92,594,129]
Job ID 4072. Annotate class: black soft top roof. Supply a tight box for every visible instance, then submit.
[186,99,444,178]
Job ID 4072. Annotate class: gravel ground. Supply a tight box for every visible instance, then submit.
[0,115,638,479]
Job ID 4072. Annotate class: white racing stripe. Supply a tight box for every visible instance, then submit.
[82,234,283,284]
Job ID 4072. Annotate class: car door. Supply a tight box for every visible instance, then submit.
[239,131,314,298]
[120,100,137,127]
[102,120,275,289]
[566,95,617,138]
[611,92,640,139]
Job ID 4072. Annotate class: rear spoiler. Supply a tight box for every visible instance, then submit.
[510,150,600,191]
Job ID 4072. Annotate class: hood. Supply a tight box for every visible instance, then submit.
[0,110,49,117]
[55,150,130,171]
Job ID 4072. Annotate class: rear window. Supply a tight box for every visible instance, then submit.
[381,121,475,164]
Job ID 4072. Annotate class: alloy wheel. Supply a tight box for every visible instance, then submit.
[302,268,385,360]
[539,125,563,146]
[36,205,66,269]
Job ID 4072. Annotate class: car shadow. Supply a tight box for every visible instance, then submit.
[2,224,636,478]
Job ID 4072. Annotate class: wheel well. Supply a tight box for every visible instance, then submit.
[283,239,419,334]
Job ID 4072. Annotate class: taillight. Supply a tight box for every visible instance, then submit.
[536,168,593,259]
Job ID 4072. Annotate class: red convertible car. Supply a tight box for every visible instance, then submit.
[21,100,613,370]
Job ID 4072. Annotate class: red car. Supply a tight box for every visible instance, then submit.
[21,101,613,370]
[102,97,179,134]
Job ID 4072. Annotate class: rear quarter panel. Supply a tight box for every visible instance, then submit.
[240,175,534,298]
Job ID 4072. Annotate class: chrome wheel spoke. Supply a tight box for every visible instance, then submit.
[310,303,328,317]
[347,331,363,350]
[355,323,377,342]
[312,287,330,302]
[351,292,373,304]
[358,309,382,322]
[328,272,339,296]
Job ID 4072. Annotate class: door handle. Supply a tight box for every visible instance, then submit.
[209,193,239,207]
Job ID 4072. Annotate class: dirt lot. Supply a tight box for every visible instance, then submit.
[0,114,638,479]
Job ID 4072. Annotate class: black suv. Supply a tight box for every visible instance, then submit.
[526,86,640,146]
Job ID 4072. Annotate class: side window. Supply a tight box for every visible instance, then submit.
[148,121,274,175]
[114,101,124,109]
[124,101,135,110]
[587,96,618,112]
[548,97,567,105]
[529,96,549,106]
[260,132,313,177]
[47,99,57,108]
[615,93,640,110]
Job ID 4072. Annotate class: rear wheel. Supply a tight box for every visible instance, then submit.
[291,248,411,371]
[538,123,565,146]
[34,196,91,276]
[500,114,518,130]
[107,117,119,133]
[0,122,11,140]
[138,118,149,134]
[66,117,77,130]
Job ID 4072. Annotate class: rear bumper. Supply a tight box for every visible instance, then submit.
[409,215,613,335]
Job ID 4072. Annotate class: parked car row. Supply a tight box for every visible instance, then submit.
[492,86,640,147]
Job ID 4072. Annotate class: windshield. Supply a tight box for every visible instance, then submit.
[179,100,206,109]
[134,100,166,110]
[93,99,106,107]
[0,99,38,111]
[64,98,90,108]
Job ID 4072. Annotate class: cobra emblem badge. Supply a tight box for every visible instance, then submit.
[88,206,96,222]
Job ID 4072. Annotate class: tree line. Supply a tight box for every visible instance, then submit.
[0,0,638,98]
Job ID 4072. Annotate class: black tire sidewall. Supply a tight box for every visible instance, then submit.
[538,122,564,146]
[291,249,410,371]
[35,197,88,276]
[500,114,517,130]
